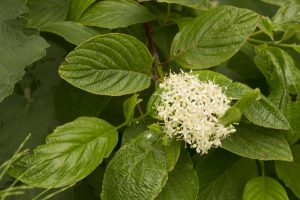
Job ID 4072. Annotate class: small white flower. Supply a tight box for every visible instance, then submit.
[156,71,236,154]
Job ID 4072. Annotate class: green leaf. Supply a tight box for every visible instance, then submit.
[170,6,259,69]
[0,0,27,21]
[243,96,290,130]
[193,150,258,200]
[123,94,142,123]
[147,89,162,118]
[121,117,154,146]
[219,89,261,126]
[218,107,242,127]
[282,43,300,54]
[157,0,211,9]
[68,0,96,22]
[276,145,300,198]
[243,176,289,200]
[175,17,195,31]
[193,70,232,89]
[156,148,198,200]
[254,46,300,140]
[0,0,48,103]
[59,33,153,96]
[233,88,261,111]
[26,0,69,28]
[79,0,155,29]
[102,130,181,200]
[195,70,290,130]
[10,117,118,188]
[40,21,109,45]
[148,123,164,133]
[258,16,274,40]
[222,123,293,161]
[272,4,300,31]
[280,23,300,42]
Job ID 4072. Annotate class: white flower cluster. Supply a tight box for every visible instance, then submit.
[156,71,236,154]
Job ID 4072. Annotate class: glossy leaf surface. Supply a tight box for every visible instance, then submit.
[170,6,259,69]
[102,130,180,200]
[10,117,118,188]
[222,123,292,161]
[59,33,153,96]
[243,176,289,200]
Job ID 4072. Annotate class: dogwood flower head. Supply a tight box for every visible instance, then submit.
[156,71,236,154]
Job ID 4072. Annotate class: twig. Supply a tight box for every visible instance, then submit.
[144,23,164,80]
[144,23,159,62]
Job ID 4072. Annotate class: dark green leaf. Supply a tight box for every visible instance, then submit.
[170,6,259,69]
[79,0,155,29]
[156,148,198,200]
[193,150,258,200]
[226,51,265,82]
[243,176,289,200]
[68,0,96,22]
[0,0,27,21]
[276,145,300,198]
[73,182,99,200]
[26,0,69,28]
[40,21,109,45]
[59,33,153,96]
[102,130,181,200]
[152,24,178,61]
[0,0,48,102]
[54,82,111,124]
[0,42,64,164]
[10,117,118,188]
[118,23,147,43]
[222,123,293,161]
